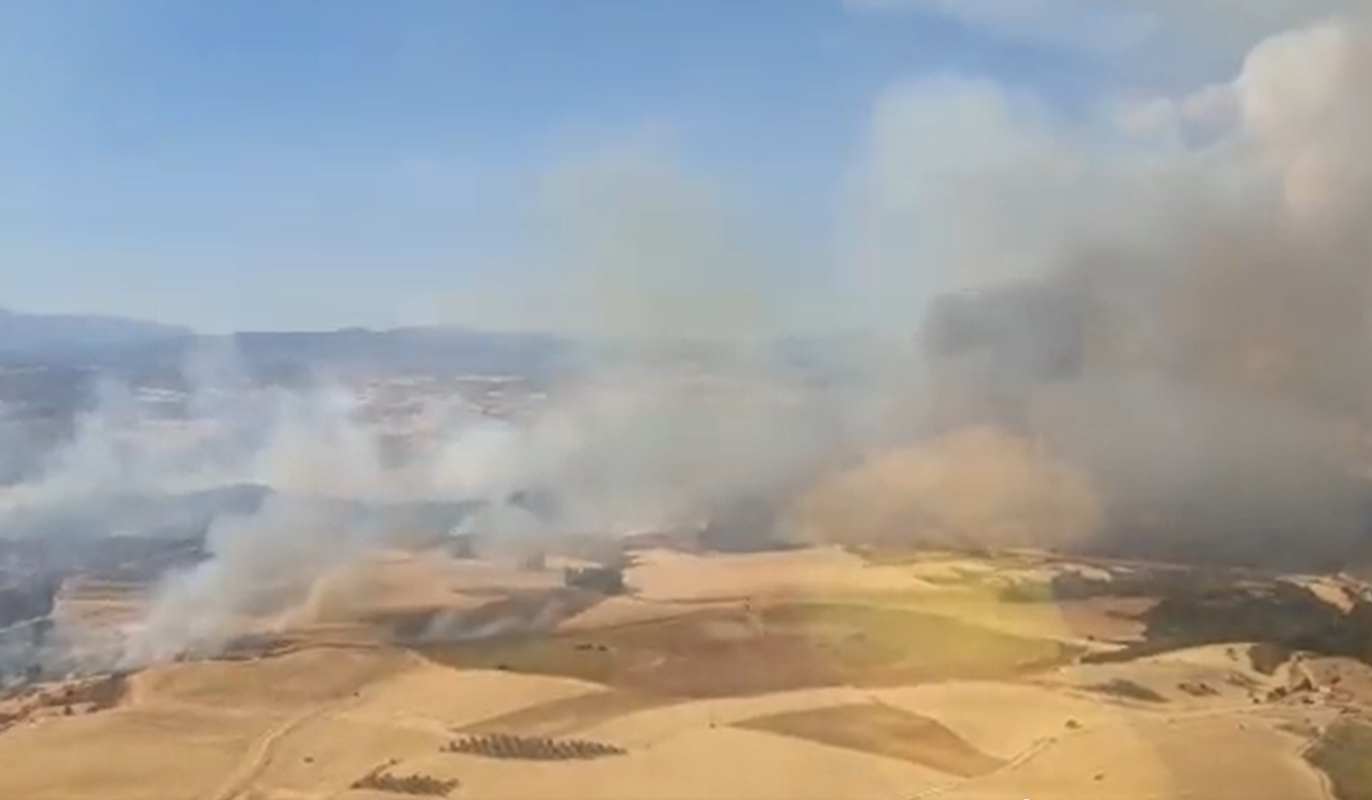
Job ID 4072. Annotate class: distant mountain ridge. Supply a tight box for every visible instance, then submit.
[0,308,191,359]
[228,326,572,377]
[0,308,858,380]
[0,309,576,380]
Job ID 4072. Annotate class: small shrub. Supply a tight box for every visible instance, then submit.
[443,732,625,760]
[351,766,459,796]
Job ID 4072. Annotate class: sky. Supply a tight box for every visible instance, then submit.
[0,0,1355,334]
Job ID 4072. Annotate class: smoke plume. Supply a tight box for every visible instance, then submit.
[786,427,1100,551]
[802,14,1372,568]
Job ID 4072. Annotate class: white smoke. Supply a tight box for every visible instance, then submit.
[123,495,370,663]
[11,13,1372,672]
[818,14,1372,566]
[16,349,886,665]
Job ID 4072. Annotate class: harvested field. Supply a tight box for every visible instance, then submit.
[556,595,732,632]
[421,602,1076,697]
[460,689,667,737]
[0,706,268,799]
[7,547,1368,800]
[346,663,606,731]
[624,547,932,601]
[1307,719,1372,800]
[131,646,405,710]
[1083,678,1168,703]
[941,711,1329,799]
[0,672,128,733]
[874,681,1125,759]
[374,588,605,641]
[736,702,1004,777]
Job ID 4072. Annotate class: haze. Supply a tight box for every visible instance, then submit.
[4,4,1372,800]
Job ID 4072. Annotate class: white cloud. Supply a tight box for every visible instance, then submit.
[847,0,1155,52]
[1235,19,1372,224]
[847,0,1363,67]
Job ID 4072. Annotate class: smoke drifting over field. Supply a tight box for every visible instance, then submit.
[4,14,1372,672]
[3,346,886,667]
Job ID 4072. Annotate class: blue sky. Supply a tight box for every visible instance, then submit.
[0,1,1322,332]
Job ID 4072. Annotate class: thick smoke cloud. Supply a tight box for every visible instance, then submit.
[799,15,1372,568]
[786,426,1100,551]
